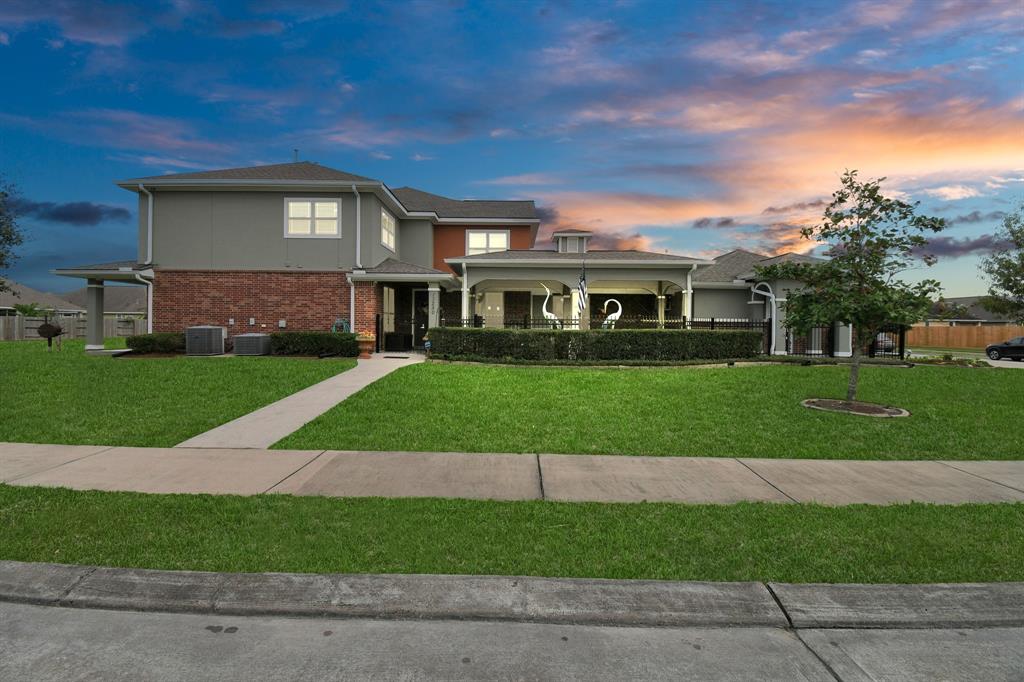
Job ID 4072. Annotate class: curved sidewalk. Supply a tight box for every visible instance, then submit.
[2,442,1024,504]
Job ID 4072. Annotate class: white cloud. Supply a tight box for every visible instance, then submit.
[921,185,981,201]
[369,151,391,160]
[411,153,434,162]
[0,32,9,45]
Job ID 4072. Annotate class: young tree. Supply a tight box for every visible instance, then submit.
[0,176,26,295]
[12,302,44,317]
[756,170,946,402]
[979,206,1024,324]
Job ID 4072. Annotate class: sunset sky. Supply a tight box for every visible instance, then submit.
[1,0,1021,295]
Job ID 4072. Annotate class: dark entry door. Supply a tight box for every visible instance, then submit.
[412,289,429,347]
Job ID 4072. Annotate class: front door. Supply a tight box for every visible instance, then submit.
[482,292,504,327]
[412,289,429,347]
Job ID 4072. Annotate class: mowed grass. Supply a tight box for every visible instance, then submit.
[0,340,354,447]
[0,485,1020,583]
[276,362,1024,459]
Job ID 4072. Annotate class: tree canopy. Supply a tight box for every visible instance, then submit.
[980,206,1024,325]
[0,176,26,295]
[756,170,946,401]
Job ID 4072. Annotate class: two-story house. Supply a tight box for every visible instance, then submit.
[55,161,853,356]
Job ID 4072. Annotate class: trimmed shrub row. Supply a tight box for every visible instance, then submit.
[126,332,187,354]
[269,331,359,357]
[427,327,765,363]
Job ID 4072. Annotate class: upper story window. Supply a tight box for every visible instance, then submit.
[467,229,509,256]
[381,207,397,251]
[285,198,340,238]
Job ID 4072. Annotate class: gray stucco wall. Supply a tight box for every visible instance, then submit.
[151,190,359,271]
[398,219,434,268]
[692,288,753,319]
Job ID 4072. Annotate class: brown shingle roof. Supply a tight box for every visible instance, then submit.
[127,161,377,183]
[392,187,536,220]
[362,258,450,276]
[0,281,83,312]
[693,249,767,282]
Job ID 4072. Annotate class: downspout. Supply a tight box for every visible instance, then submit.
[350,185,362,333]
[351,184,362,268]
[137,184,153,265]
[134,272,153,334]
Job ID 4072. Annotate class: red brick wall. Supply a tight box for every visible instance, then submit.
[352,280,381,337]
[152,270,353,335]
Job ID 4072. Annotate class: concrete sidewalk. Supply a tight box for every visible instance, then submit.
[3,442,1024,504]
[1,561,1022,680]
[175,354,422,449]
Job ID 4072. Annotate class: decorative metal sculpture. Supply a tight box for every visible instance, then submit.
[540,283,560,326]
[601,299,623,329]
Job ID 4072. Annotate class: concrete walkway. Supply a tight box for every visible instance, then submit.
[3,442,1024,504]
[175,354,423,449]
[1,561,1022,680]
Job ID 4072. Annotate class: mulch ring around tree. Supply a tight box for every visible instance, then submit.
[801,398,910,418]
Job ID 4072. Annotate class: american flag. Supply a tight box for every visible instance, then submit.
[577,265,587,315]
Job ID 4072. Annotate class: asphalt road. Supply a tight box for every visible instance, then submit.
[2,602,1022,681]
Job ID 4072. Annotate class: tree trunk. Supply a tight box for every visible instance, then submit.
[847,342,861,402]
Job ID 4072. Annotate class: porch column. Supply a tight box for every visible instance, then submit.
[461,266,470,322]
[656,282,666,328]
[86,279,105,351]
[570,288,580,327]
[580,294,590,330]
[427,284,441,329]
[683,267,693,320]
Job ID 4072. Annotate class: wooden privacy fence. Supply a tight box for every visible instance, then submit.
[907,323,1024,350]
[0,315,146,341]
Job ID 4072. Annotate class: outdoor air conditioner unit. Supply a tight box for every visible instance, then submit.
[186,326,225,356]
[233,333,271,356]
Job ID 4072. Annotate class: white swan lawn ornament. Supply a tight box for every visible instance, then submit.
[602,299,623,329]
[540,284,560,324]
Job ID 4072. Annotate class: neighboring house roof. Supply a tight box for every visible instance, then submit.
[125,161,378,183]
[451,249,707,263]
[391,187,537,220]
[0,281,83,312]
[929,295,1010,322]
[65,285,147,313]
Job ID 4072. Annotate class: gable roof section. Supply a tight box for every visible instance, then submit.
[125,161,377,183]
[693,249,768,282]
[0,281,83,312]
[392,187,536,220]
[362,258,450,276]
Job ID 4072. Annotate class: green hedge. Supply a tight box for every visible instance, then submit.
[269,331,359,357]
[126,332,186,354]
[427,327,765,362]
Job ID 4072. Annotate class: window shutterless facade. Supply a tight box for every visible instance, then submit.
[466,229,510,255]
[284,198,340,238]
[381,207,397,251]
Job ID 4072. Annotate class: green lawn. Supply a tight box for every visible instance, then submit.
[276,362,1024,459]
[0,485,1020,583]
[0,340,354,447]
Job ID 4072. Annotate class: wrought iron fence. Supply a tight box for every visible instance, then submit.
[869,324,906,359]
[786,325,835,357]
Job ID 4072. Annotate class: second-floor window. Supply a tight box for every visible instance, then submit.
[381,208,397,251]
[467,230,509,255]
[285,198,340,238]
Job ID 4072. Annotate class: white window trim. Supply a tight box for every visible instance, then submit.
[380,207,397,252]
[283,197,342,239]
[465,228,511,256]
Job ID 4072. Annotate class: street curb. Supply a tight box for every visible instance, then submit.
[0,560,782,627]
[769,581,1024,628]
[1,561,1022,629]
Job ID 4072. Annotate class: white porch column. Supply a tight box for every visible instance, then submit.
[579,294,590,330]
[86,279,105,351]
[460,266,470,322]
[683,267,694,320]
[427,284,441,329]
[570,288,580,327]
[656,283,666,328]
